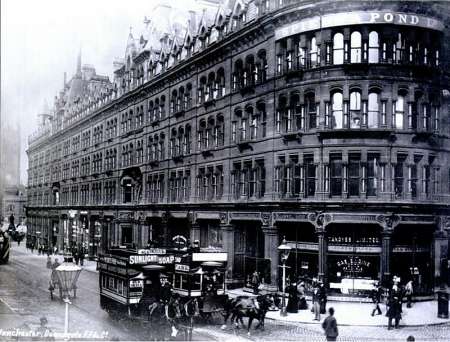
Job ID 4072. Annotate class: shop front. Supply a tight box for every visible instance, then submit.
[89,213,102,259]
[391,224,435,295]
[327,223,382,295]
[278,222,319,284]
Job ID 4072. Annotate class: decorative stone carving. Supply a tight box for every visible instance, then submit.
[261,213,272,226]
[219,212,227,224]
[377,213,400,230]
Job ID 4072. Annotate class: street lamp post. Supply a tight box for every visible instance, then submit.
[55,263,82,335]
[278,237,291,317]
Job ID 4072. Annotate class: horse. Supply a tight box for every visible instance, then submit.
[221,294,277,335]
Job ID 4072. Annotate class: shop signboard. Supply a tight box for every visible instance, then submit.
[128,254,181,265]
[276,11,444,40]
[192,252,227,262]
[175,264,190,272]
[137,248,166,255]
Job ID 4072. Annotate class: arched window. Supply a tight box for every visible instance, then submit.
[310,37,319,67]
[394,94,405,129]
[333,33,344,65]
[350,91,361,128]
[350,31,362,63]
[368,92,379,128]
[368,31,379,63]
[332,92,343,129]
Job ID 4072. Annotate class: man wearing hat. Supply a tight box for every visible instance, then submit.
[159,274,172,304]
[371,281,383,316]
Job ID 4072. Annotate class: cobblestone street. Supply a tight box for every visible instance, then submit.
[0,244,449,341]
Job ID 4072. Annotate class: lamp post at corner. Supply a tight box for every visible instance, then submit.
[55,263,82,335]
[278,237,291,317]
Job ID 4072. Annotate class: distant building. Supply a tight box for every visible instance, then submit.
[26,0,450,294]
[2,185,27,225]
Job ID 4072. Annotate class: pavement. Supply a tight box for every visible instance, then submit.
[17,244,99,273]
[227,287,450,327]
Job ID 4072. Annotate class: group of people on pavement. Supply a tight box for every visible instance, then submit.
[370,275,415,330]
[26,241,57,256]
[71,246,85,266]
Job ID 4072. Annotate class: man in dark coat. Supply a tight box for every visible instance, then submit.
[371,281,383,316]
[322,307,338,341]
[387,284,402,329]
[319,282,327,314]
[286,283,299,313]
[251,271,261,294]
[159,275,172,304]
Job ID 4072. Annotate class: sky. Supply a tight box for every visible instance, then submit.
[1,0,196,184]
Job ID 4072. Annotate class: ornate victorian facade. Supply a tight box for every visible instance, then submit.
[27,0,450,294]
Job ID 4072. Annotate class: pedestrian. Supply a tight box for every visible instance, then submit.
[53,245,57,255]
[251,270,261,295]
[371,281,383,316]
[322,307,338,341]
[312,282,321,321]
[79,249,84,266]
[319,281,327,314]
[286,282,299,313]
[30,243,34,254]
[387,283,402,330]
[405,279,413,308]
[297,281,308,310]
[73,248,79,265]
[46,255,52,269]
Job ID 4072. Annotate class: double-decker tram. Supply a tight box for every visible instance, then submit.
[98,242,228,318]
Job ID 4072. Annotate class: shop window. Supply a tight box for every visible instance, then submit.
[368,31,379,63]
[200,223,223,248]
[350,31,362,63]
[333,33,344,65]
[330,154,343,196]
[332,92,343,129]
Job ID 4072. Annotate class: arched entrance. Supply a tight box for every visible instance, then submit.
[391,224,434,295]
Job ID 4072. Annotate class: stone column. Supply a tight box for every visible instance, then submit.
[317,230,327,284]
[262,225,279,290]
[381,230,393,287]
[221,224,235,283]
[190,222,201,244]
[433,229,449,288]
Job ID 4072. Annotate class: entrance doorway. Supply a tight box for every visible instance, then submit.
[392,224,434,295]
[233,222,264,282]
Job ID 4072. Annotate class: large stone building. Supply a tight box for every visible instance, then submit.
[27,0,450,295]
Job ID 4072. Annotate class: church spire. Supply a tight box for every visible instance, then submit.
[76,47,82,76]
